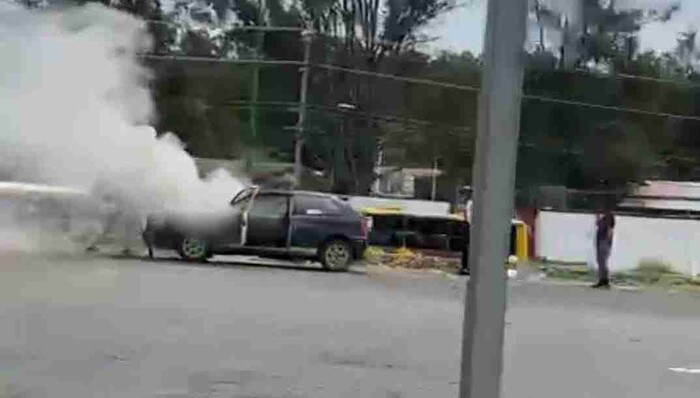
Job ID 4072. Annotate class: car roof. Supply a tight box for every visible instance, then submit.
[258,189,338,198]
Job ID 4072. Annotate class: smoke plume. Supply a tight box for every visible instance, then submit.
[0,3,246,217]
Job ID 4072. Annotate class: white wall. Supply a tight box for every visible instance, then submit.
[537,211,700,276]
[536,212,594,265]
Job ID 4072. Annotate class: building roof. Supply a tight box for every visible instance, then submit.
[619,180,700,212]
[346,195,452,218]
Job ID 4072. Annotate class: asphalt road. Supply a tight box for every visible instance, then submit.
[1,253,699,398]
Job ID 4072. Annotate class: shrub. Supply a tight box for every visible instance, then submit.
[634,260,676,284]
[363,246,385,264]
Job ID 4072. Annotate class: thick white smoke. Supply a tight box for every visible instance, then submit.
[0,3,247,218]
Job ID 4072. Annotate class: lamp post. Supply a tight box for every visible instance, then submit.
[293,26,314,187]
[335,102,357,193]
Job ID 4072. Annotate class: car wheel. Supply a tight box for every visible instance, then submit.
[178,237,209,262]
[320,239,352,272]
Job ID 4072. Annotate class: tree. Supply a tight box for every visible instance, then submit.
[385,51,480,189]
[26,0,700,199]
[516,0,690,200]
[297,0,450,194]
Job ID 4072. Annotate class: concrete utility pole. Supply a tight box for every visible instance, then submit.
[293,27,313,186]
[458,1,528,398]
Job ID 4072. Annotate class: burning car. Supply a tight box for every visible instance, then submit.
[143,187,368,271]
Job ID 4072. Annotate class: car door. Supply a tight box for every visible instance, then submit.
[244,192,290,248]
[289,194,342,251]
[211,186,257,249]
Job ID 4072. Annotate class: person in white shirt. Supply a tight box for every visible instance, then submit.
[460,187,473,274]
[465,199,473,225]
[86,182,144,256]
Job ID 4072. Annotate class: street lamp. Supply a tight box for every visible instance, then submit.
[330,102,357,192]
[293,26,315,187]
[336,102,357,111]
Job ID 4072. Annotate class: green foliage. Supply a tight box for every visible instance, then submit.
[517,0,700,200]
[541,259,700,290]
[542,263,597,282]
[34,0,700,198]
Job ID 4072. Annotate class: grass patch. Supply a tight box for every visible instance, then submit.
[363,246,385,264]
[616,260,700,289]
[540,259,700,291]
[540,263,596,283]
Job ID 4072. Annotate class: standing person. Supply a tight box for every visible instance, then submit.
[86,194,120,252]
[463,187,474,225]
[86,188,144,256]
[116,199,145,256]
[460,219,471,274]
[593,209,615,288]
[460,187,473,274]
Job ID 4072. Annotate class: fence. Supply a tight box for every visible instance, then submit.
[536,210,700,276]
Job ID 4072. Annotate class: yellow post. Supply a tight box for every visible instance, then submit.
[514,221,529,261]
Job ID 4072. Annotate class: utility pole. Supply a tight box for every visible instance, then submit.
[459,1,527,398]
[293,27,313,186]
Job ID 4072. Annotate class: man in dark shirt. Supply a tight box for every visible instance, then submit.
[460,219,470,274]
[593,210,615,288]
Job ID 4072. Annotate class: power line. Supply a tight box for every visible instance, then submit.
[142,53,480,91]
[141,53,302,66]
[568,68,700,91]
[222,100,472,131]
[142,19,700,91]
[312,103,700,159]
[310,62,481,92]
[306,102,470,129]
[158,96,700,161]
[142,52,700,122]
[220,100,588,154]
[522,93,700,121]
[310,62,700,124]
[10,7,700,92]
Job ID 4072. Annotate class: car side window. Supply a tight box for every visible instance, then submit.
[249,194,288,218]
[293,195,340,215]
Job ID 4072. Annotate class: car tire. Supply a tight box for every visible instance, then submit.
[177,237,209,262]
[319,239,352,272]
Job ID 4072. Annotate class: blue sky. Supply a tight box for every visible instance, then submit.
[429,0,700,56]
[429,0,486,54]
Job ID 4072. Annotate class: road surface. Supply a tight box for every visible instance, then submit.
[1,253,699,397]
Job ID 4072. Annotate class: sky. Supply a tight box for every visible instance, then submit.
[429,0,700,56]
[160,0,700,56]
